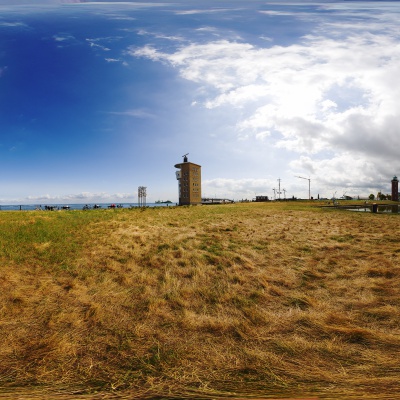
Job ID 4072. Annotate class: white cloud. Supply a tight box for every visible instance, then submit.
[131,45,163,61]
[259,35,273,42]
[289,154,386,197]
[108,109,155,118]
[203,178,275,200]
[52,34,78,47]
[196,26,217,32]
[71,2,156,5]
[22,192,133,204]
[0,21,28,27]
[255,131,270,141]
[175,9,232,16]
[108,15,136,21]
[87,39,111,51]
[259,10,297,16]
[136,29,184,42]
[53,34,76,42]
[130,26,400,194]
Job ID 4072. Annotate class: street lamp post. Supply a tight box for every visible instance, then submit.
[295,176,311,200]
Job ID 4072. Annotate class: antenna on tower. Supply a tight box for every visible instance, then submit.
[182,153,189,162]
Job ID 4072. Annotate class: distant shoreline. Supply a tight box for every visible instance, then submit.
[0,202,174,211]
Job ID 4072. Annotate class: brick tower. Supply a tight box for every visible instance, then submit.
[392,176,399,201]
[174,154,201,205]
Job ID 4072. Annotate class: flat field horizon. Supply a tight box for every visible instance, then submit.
[1,202,399,399]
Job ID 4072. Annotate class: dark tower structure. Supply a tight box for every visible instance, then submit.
[175,154,202,205]
[392,176,399,201]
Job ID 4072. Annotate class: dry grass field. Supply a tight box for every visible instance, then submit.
[0,202,399,399]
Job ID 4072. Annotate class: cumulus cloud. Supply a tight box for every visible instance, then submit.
[130,19,400,193]
[289,154,386,198]
[203,178,275,200]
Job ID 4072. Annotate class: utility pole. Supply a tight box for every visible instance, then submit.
[295,176,311,200]
[273,188,276,200]
[277,178,282,200]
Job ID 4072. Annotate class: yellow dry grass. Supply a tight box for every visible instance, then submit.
[0,202,399,399]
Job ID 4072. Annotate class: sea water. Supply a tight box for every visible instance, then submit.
[0,203,175,211]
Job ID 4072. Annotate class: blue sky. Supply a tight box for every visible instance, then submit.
[1,0,399,204]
